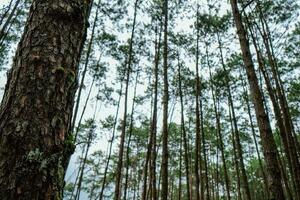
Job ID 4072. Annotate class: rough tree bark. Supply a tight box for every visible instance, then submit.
[0,0,21,42]
[230,0,285,199]
[0,0,90,199]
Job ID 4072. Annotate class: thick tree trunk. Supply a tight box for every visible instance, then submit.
[247,21,297,198]
[0,0,90,199]
[0,0,21,42]
[255,3,300,197]
[230,0,285,199]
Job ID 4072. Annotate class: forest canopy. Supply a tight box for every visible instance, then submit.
[0,0,299,200]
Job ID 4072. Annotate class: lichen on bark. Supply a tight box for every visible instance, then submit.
[0,0,91,199]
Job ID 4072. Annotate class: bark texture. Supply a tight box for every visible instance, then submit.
[230,0,284,199]
[0,0,90,199]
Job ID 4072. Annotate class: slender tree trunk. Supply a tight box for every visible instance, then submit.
[178,52,191,200]
[150,21,162,200]
[240,72,269,198]
[74,129,93,200]
[0,0,21,42]
[215,138,219,200]
[179,127,183,200]
[0,0,91,198]
[114,0,138,199]
[74,76,95,138]
[0,7,21,48]
[213,35,252,200]
[278,152,294,200]
[230,0,285,198]
[229,105,242,200]
[200,82,209,200]
[247,15,299,195]
[228,89,252,200]
[0,0,14,26]
[98,82,123,200]
[142,21,162,200]
[71,2,100,138]
[123,71,139,200]
[209,71,231,200]
[194,4,202,200]
[68,148,85,200]
[255,2,300,197]
[205,42,228,200]
[161,0,169,198]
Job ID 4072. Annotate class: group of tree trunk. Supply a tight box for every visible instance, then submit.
[0,0,299,200]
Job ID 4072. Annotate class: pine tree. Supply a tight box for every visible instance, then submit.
[0,0,91,198]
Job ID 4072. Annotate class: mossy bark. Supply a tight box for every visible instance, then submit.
[0,0,90,199]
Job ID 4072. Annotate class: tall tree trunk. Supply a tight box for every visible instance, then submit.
[209,70,231,200]
[141,21,162,200]
[74,76,95,139]
[278,151,294,200]
[246,18,297,198]
[74,127,93,200]
[0,0,14,26]
[178,52,191,200]
[215,139,220,200]
[161,0,169,198]
[206,42,231,200]
[71,2,100,138]
[213,36,252,200]
[179,126,183,200]
[98,82,123,200]
[230,0,285,198]
[240,71,269,198]
[123,71,139,200]
[0,0,21,42]
[194,4,202,200]
[114,0,138,199]
[0,7,21,48]
[254,2,300,197]
[229,105,242,200]
[0,0,91,198]
[228,88,251,200]
[200,81,209,200]
[68,148,85,200]
[150,21,162,200]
